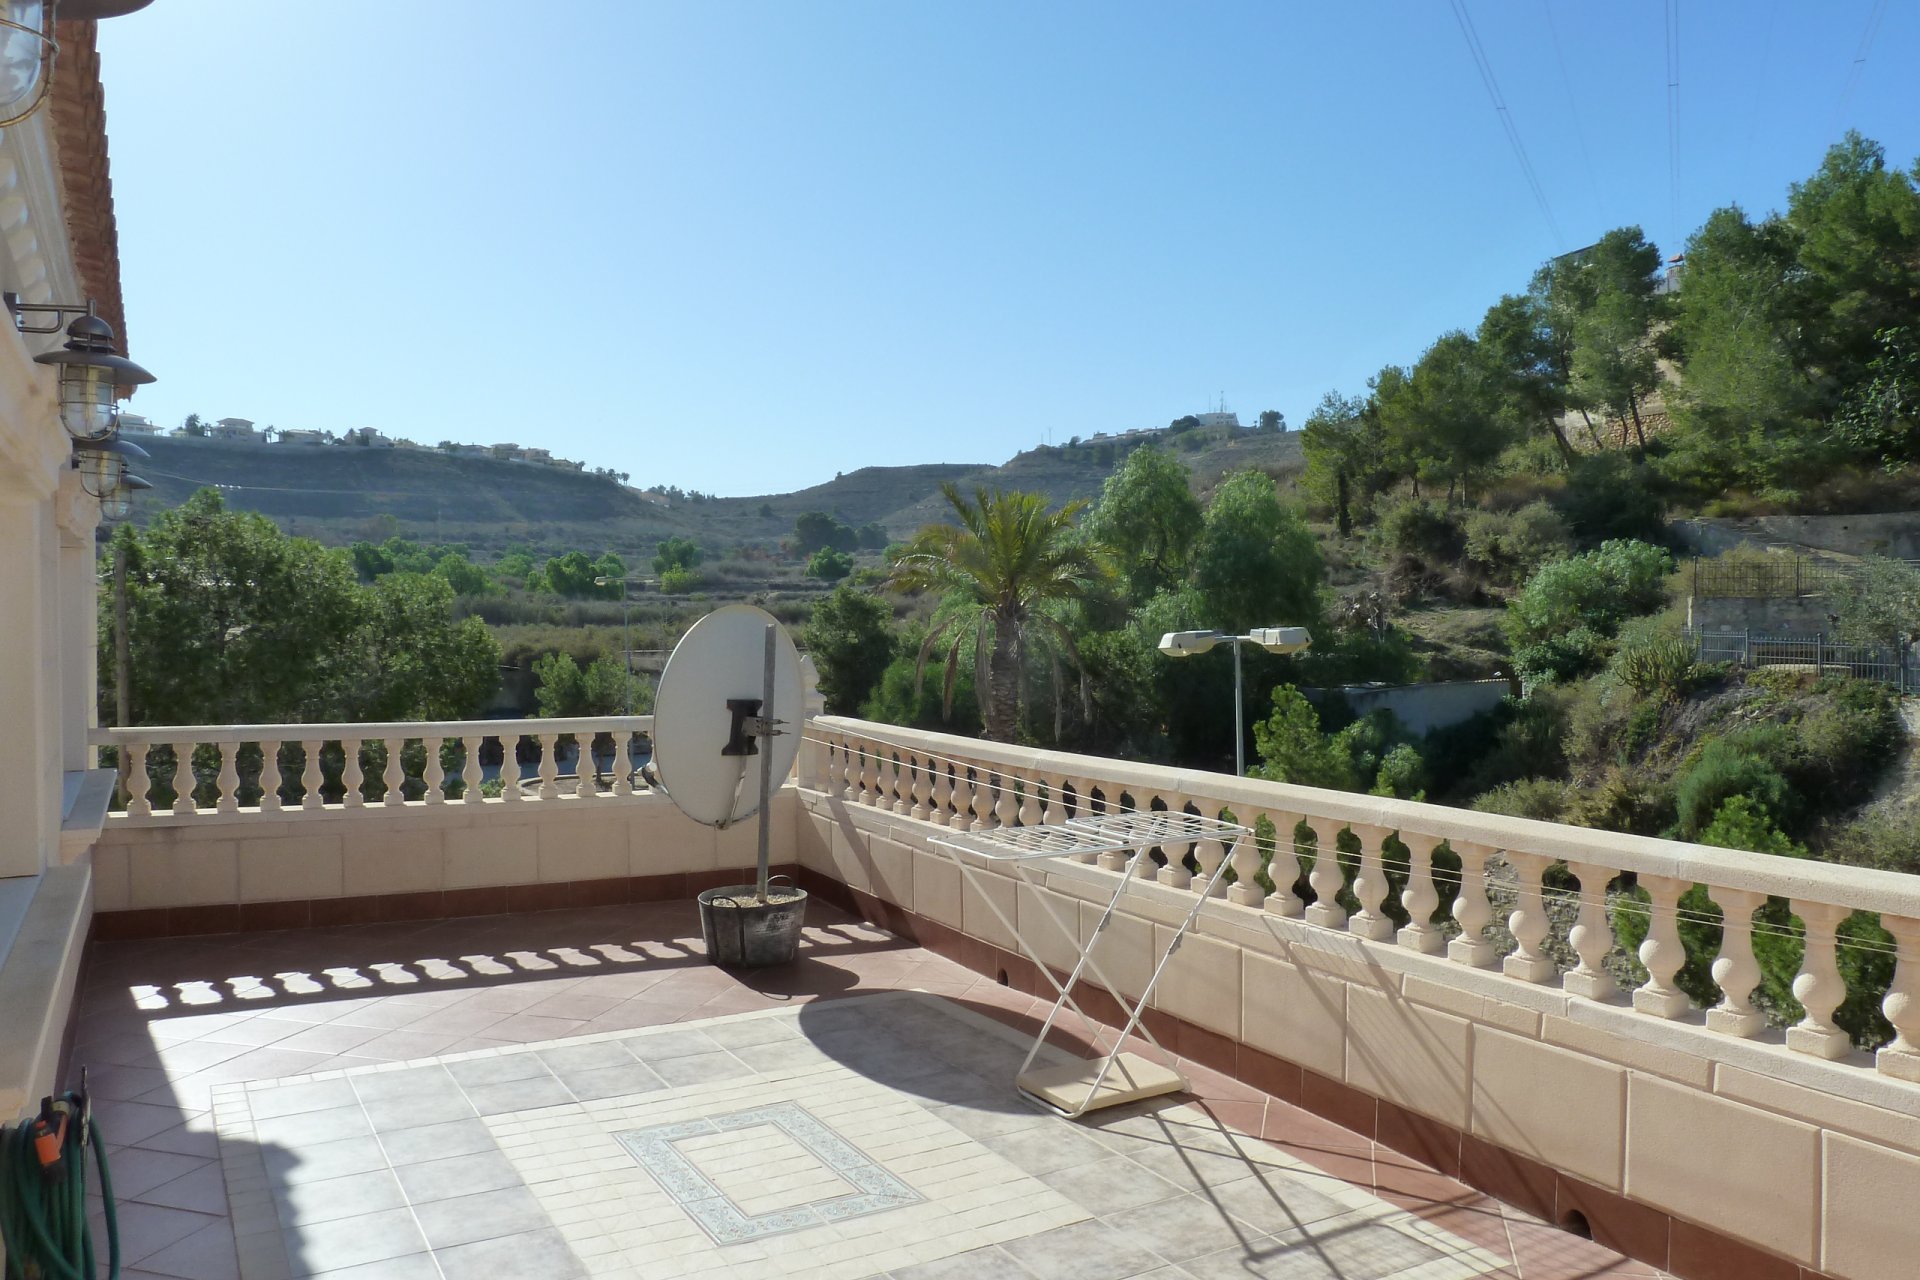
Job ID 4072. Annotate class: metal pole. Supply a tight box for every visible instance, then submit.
[1231,637,1245,777]
[113,539,130,728]
[756,623,776,903]
[621,587,633,716]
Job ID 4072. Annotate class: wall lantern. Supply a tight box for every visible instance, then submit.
[74,433,145,498]
[0,2,152,129]
[99,470,149,521]
[11,305,156,441]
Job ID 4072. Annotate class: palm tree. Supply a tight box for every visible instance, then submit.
[888,484,1108,742]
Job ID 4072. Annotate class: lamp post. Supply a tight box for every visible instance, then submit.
[1158,626,1312,776]
[593,575,637,715]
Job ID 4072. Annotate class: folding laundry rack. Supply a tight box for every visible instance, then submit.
[927,811,1249,1119]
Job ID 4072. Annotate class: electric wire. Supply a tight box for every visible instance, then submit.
[1446,0,1564,248]
[804,729,1905,962]
[1664,0,1681,237]
[1741,0,1779,175]
[1541,0,1605,230]
[1834,0,1890,132]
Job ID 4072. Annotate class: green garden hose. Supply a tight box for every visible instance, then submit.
[0,1089,118,1280]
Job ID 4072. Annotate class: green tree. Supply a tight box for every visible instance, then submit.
[888,485,1107,742]
[1190,470,1323,635]
[1392,331,1511,501]
[494,549,534,585]
[104,490,498,725]
[803,585,896,714]
[805,547,854,581]
[793,511,857,555]
[1081,446,1202,602]
[1839,326,1920,465]
[432,554,498,597]
[533,652,652,718]
[651,537,702,576]
[542,550,601,597]
[1477,293,1576,464]
[1257,410,1285,433]
[1568,227,1664,448]
[1251,685,1355,789]
[855,522,889,550]
[1830,557,1920,651]
[1300,390,1381,535]
[349,541,394,581]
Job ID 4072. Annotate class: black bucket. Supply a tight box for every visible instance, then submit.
[697,880,808,967]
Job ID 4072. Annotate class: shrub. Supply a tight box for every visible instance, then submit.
[1610,619,1696,700]
[658,566,700,593]
[1252,686,1358,790]
[1673,738,1792,839]
[805,548,854,581]
[1828,802,1920,874]
[1469,777,1574,821]
[1463,502,1572,584]
[1374,496,1463,563]
[1554,454,1665,545]
[1504,539,1674,683]
[1371,743,1427,800]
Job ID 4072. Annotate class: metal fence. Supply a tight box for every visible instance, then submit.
[1685,628,1914,692]
[1689,555,1850,599]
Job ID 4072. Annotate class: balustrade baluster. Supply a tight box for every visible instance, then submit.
[125,741,151,817]
[948,765,973,832]
[1705,887,1765,1037]
[383,737,406,806]
[1877,915,1920,1081]
[576,733,596,798]
[974,767,997,828]
[1193,824,1227,898]
[212,741,240,814]
[1264,813,1306,918]
[1563,862,1617,999]
[1018,773,1042,827]
[1787,900,1853,1059]
[824,734,846,799]
[257,740,282,813]
[501,736,523,801]
[1226,818,1265,908]
[1347,824,1392,941]
[994,772,1018,828]
[537,733,561,799]
[1304,818,1346,929]
[424,736,447,805]
[932,760,954,825]
[301,740,325,810]
[1156,797,1193,889]
[1502,851,1557,983]
[1396,833,1445,954]
[612,731,636,797]
[167,740,195,816]
[910,753,931,821]
[342,740,365,808]
[1448,843,1496,967]
[853,743,873,806]
[1632,874,1691,1016]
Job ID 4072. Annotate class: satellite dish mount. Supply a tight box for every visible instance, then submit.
[652,605,808,967]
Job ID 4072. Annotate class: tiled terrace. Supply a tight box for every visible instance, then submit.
[73,899,1669,1279]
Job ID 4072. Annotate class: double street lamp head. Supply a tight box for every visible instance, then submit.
[1157,627,1313,658]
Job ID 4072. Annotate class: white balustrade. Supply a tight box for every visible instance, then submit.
[1563,861,1617,1000]
[1879,915,1920,1081]
[1448,842,1497,968]
[1304,817,1347,930]
[1788,900,1854,1060]
[1396,832,1445,954]
[1347,824,1393,942]
[1705,886,1766,1037]
[1226,818,1266,909]
[1265,813,1305,918]
[258,740,282,813]
[1501,850,1558,984]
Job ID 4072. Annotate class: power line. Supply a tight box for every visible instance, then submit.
[140,465,466,501]
[1541,0,1605,231]
[1665,0,1681,239]
[1446,0,1564,248]
[1741,0,1779,175]
[1834,0,1890,133]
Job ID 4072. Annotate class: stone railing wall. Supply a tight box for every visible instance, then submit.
[796,715,1920,1280]
[90,716,656,820]
[85,716,794,934]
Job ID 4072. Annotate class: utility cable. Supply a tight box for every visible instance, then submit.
[1834,0,1890,133]
[1446,0,1564,248]
[1542,0,1606,230]
[1665,0,1681,239]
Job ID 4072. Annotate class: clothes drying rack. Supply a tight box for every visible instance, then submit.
[927,811,1248,1119]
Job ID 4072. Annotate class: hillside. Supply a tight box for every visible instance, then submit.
[129,428,1304,556]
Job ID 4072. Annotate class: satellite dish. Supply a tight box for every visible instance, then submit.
[652,604,804,829]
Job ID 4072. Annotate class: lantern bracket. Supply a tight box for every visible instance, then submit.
[4,293,101,336]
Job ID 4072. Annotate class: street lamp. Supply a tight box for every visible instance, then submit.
[1158,626,1312,776]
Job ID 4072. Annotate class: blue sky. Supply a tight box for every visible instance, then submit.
[98,2,1917,497]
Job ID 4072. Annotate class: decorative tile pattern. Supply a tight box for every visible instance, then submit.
[619,1102,921,1243]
